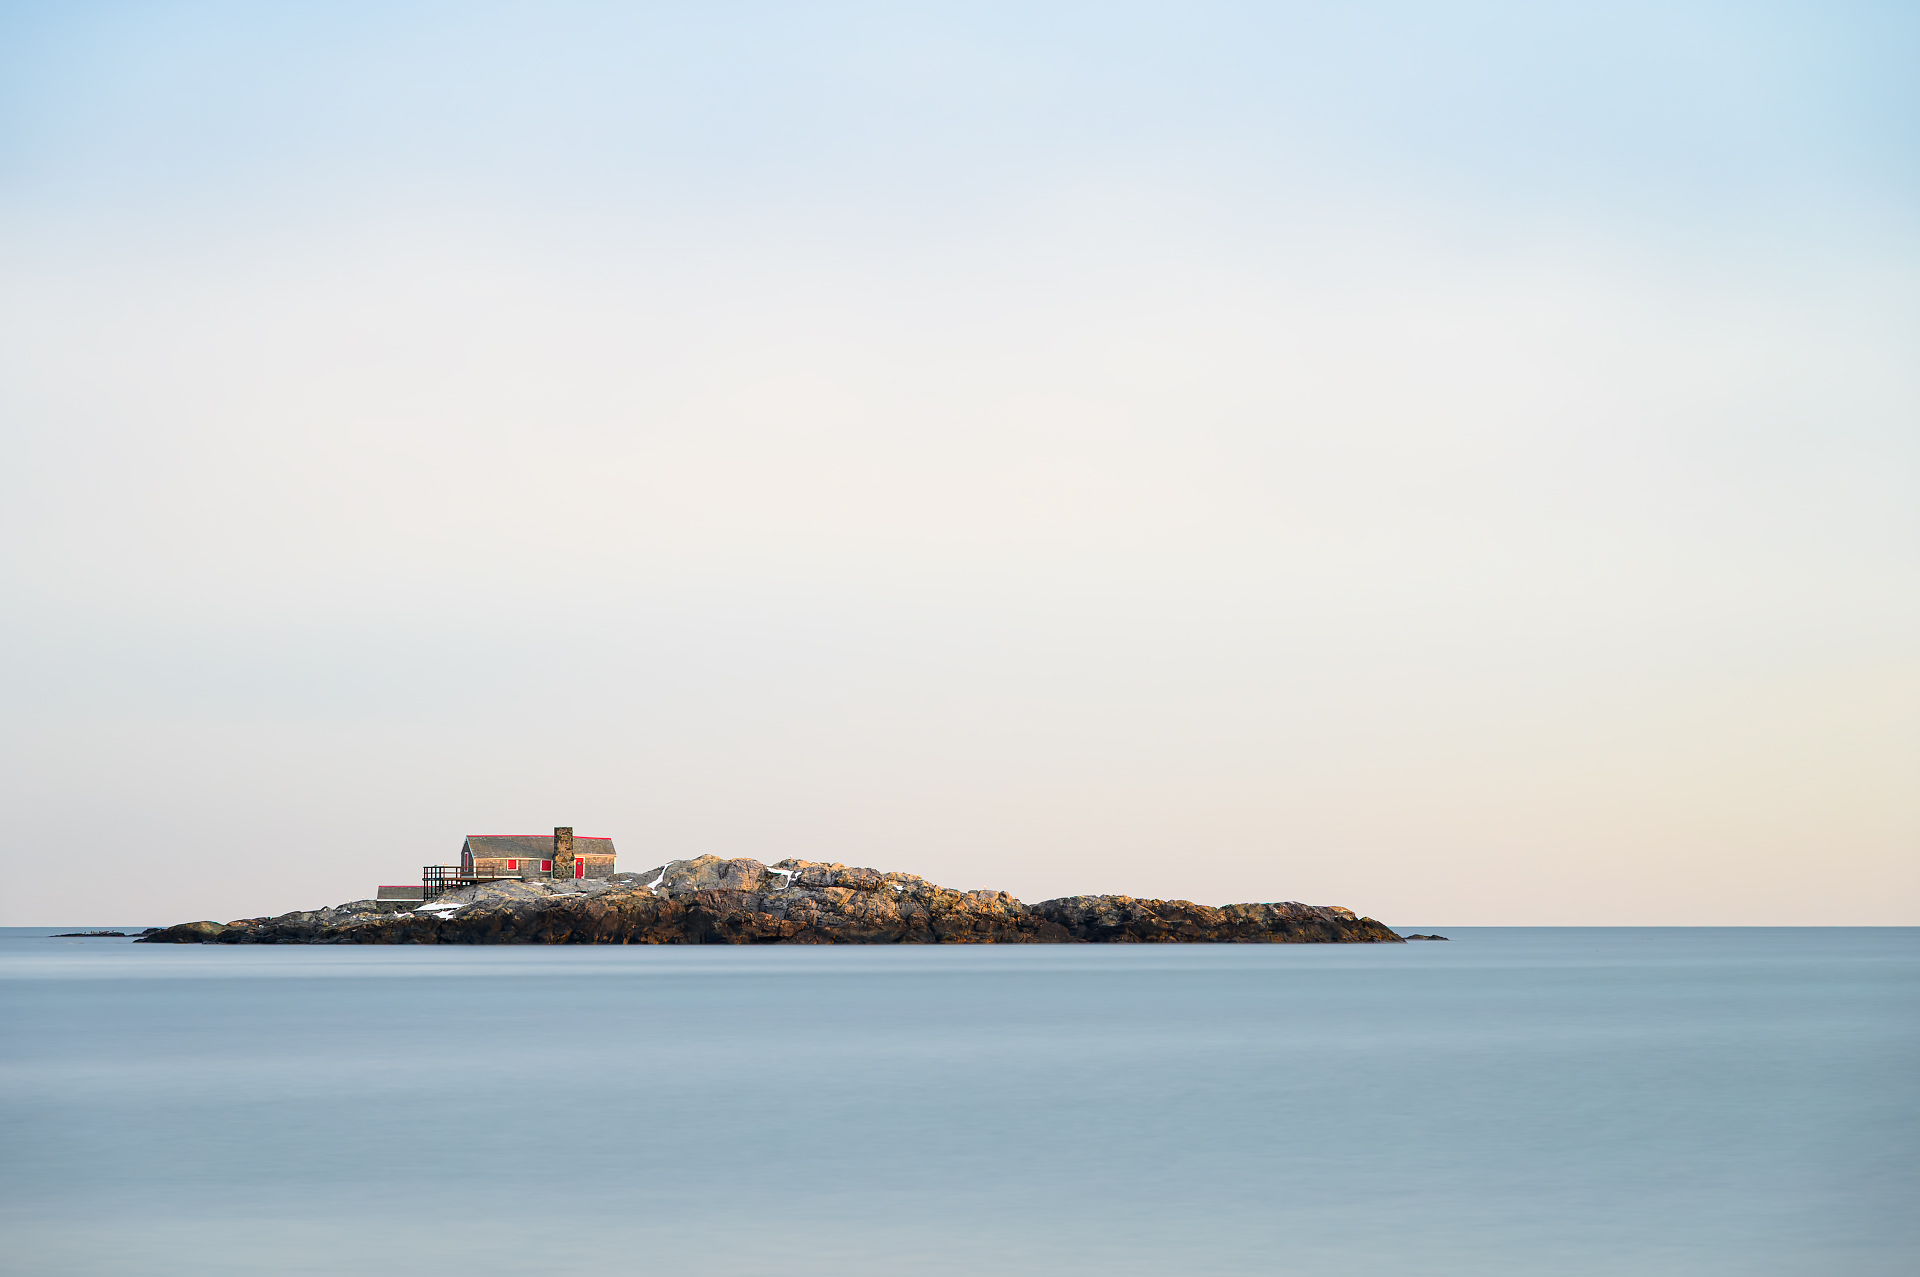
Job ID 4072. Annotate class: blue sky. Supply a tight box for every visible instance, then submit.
[1,1,1915,923]
[6,2,1915,235]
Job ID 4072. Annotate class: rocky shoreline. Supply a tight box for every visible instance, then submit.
[138,856,1404,946]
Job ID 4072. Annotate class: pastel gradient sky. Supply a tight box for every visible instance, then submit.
[2,1,1915,924]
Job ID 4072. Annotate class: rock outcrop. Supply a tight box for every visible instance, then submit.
[138,857,1403,946]
[1032,895,1391,944]
[142,920,233,943]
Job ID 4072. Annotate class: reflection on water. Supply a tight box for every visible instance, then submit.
[1,929,1913,1276]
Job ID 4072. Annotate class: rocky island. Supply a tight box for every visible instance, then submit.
[139,856,1402,945]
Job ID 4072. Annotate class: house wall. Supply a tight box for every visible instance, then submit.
[473,856,545,880]
[471,855,616,880]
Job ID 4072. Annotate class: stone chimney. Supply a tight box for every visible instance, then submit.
[553,827,575,879]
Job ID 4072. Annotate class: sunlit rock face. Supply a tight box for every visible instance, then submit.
[138,856,1404,945]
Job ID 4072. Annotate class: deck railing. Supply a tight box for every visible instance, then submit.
[421,865,520,901]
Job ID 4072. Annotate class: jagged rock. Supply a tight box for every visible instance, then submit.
[139,857,1404,946]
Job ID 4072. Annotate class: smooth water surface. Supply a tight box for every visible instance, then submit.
[1,928,1913,1276]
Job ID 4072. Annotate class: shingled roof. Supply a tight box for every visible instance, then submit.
[463,835,616,859]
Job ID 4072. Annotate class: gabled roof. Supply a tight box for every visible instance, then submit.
[463,835,616,859]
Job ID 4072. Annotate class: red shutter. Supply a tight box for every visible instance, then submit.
[542,859,552,872]
[507,859,517,871]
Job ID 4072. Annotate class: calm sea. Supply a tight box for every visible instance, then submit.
[1,927,1913,1276]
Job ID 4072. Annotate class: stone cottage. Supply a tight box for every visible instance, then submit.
[461,827,617,881]
[374,827,619,905]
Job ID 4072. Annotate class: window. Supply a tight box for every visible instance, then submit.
[541,860,552,872]
[506,860,517,871]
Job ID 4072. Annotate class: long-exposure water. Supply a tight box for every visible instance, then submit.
[1,927,1912,1276]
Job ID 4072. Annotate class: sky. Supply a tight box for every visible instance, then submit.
[1,0,1915,925]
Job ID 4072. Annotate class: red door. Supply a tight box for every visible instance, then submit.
[575,857,585,879]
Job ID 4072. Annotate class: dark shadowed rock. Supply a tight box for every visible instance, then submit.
[137,921,231,943]
[1031,896,1404,943]
[145,857,1404,946]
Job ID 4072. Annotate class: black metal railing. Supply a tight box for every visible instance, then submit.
[421,865,518,901]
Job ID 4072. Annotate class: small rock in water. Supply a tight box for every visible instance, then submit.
[1403,933,1450,941]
